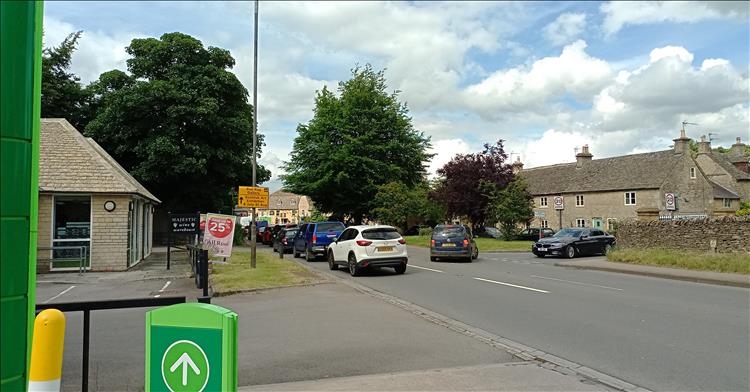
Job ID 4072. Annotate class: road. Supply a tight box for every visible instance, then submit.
[296,245,750,391]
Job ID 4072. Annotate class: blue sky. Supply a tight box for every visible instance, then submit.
[44,1,749,191]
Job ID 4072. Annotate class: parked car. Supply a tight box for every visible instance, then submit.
[273,227,299,254]
[516,227,555,241]
[256,226,267,242]
[293,221,346,261]
[404,225,430,236]
[430,224,478,262]
[532,227,615,258]
[327,225,408,276]
[476,226,502,239]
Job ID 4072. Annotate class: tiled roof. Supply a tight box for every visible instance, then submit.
[39,119,160,202]
[711,152,750,180]
[268,190,306,210]
[519,150,681,195]
[710,181,741,199]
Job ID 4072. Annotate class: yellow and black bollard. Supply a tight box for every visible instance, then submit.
[29,309,66,392]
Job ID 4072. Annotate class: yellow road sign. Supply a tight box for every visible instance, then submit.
[238,186,269,208]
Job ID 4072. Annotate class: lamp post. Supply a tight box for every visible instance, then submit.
[250,0,259,268]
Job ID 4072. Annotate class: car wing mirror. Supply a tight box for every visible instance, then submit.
[580,235,588,240]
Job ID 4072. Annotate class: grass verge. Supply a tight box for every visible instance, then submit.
[607,248,750,275]
[403,235,533,252]
[211,249,326,295]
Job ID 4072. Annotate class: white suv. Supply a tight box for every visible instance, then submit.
[327,225,408,276]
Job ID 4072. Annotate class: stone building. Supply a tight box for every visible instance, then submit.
[37,119,160,272]
[236,190,311,224]
[518,130,749,231]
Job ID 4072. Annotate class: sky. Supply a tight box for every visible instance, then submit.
[44,1,750,191]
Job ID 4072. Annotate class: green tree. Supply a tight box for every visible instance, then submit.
[303,206,329,223]
[370,181,444,232]
[282,65,432,223]
[41,31,90,129]
[737,201,750,217]
[85,32,270,212]
[483,178,533,240]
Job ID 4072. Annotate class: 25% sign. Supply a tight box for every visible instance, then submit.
[237,186,269,209]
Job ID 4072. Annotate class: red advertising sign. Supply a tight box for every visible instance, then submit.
[202,213,236,257]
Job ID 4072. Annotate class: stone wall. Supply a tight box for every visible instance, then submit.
[90,194,132,271]
[616,216,750,253]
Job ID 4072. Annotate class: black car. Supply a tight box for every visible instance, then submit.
[430,224,478,262]
[476,226,502,239]
[532,227,615,258]
[517,227,555,241]
[273,227,299,254]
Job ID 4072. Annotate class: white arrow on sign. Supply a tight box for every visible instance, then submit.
[170,352,201,386]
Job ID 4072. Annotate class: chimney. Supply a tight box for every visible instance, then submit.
[575,144,593,168]
[511,156,524,174]
[697,135,712,154]
[673,128,691,154]
[730,137,746,155]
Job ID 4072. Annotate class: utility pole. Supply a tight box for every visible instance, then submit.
[250,0,259,268]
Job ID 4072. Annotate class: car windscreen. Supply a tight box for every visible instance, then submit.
[362,228,401,240]
[434,226,465,237]
[316,222,344,232]
[553,228,582,237]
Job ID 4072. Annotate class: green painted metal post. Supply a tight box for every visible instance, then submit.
[0,1,43,390]
[146,303,238,391]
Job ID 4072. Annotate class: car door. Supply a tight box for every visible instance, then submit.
[333,229,356,261]
[295,224,308,252]
[577,229,595,255]
[518,229,531,240]
[590,229,606,254]
[330,228,349,261]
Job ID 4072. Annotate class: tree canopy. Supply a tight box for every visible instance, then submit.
[370,181,444,232]
[432,140,515,229]
[85,32,270,211]
[282,65,432,223]
[41,31,90,129]
[482,178,533,240]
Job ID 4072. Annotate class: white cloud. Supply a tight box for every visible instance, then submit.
[600,1,749,36]
[543,13,587,46]
[427,139,470,177]
[462,40,612,119]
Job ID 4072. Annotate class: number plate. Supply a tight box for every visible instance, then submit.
[538,248,547,252]
[377,246,394,252]
[441,243,456,247]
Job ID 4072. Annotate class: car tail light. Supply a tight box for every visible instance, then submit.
[398,239,406,245]
[312,234,317,244]
[356,240,372,246]
[431,239,435,247]
[463,239,469,247]
[282,238,287,245]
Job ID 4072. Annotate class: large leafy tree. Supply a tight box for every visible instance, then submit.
[370,181,445,232]
[432,140,515,229]
[282,65,432,223]
[41,31,90,129]
[85,32,270,211]
[482,178,533,240]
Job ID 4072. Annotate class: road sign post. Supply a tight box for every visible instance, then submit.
[146,303,237,392]
[238,186,269,268]
[553,196,564,229]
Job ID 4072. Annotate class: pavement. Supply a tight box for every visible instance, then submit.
[557,258,750,288]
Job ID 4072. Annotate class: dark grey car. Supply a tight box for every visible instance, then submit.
[532,228,615,258]
[430,224,479,262]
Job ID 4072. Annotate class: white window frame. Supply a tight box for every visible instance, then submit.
[575,194,584,207]
[576,218,586,228]
[539,197,548,207]
[625,192,636,205]
[689,167,696,179]
[541,220,548,228]
[723,198,732,208]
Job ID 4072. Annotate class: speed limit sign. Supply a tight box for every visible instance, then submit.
[553,196,564,210]
[665,192,676,211]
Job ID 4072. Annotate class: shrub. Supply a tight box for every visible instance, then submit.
[418,227,433,236]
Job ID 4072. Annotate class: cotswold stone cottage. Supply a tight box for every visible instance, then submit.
[37,119,160,272]
[235,190,311,224]
[518,130,749,231]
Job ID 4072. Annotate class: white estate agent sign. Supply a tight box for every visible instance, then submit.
[202,213,237,257]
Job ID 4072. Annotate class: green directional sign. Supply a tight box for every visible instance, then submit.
[146,303,237,392]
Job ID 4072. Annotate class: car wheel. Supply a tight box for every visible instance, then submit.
[604,244,613,256]
[293,249,300,258]
[348,253,360,277]
[394,264,406,274]
[472,246,479,260]
[305,249,314,262]
[565,246,576,259]
[430,256,437,262]
[328,252,338,270]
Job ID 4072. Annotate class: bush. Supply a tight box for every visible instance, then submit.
[233,224,245,245]
[418,227,433,236]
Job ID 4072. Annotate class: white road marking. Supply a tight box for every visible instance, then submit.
[473,277,549,293]
[154,294,161,298]
[159,281,172,292]
[408,265,445,273]
[44,285,75,303]
[530,275,623,291]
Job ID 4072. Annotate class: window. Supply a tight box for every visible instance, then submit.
[269,211,274,215]
[591,230,604,236]
[539,197,548,207]
[541,220,548,228]
[607,218,617,231]
[53,195,91,270]
[723,198,732,208]
[576,218,586,227]
[625,192,636,205]
[576,195,584,207]
[690,167,696,179]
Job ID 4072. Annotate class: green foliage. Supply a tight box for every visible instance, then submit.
[482,178,533,240]
[370,181,444,231]
[303,206,329,222]
[233,221,245,245]
[418,227,433,236]
[282,64,432,223]
[41,31,91,129]
[736,201,750,216]
[84,32,270,212]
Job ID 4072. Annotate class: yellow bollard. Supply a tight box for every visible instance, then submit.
[29,309,66,392]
